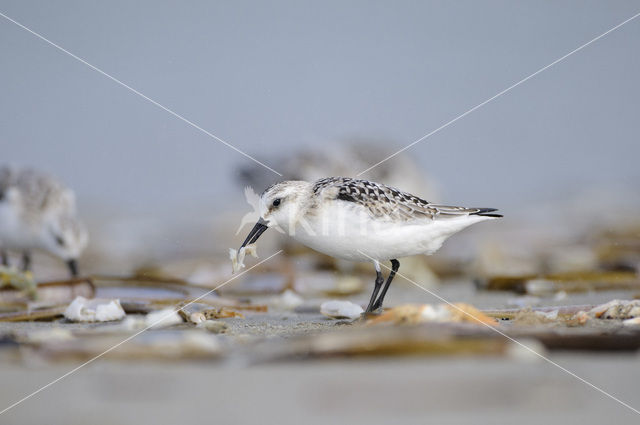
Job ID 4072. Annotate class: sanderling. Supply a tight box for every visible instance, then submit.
[0,166,88,276]
[235,177,501,313]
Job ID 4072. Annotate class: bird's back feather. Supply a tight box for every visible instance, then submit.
[312,177,501,222]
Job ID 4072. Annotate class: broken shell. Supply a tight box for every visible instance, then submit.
[588,299,640,320]
[145,308,184,328]
[320,300,363,320]
[64,296,126,322]
[189,312,207,324]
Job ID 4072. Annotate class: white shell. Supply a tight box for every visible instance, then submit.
[229,243,259,274]
[320,300,363,320]
[145,308,184,329]
[64,296,125,322]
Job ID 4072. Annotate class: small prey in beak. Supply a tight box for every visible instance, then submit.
[229,218,268,273]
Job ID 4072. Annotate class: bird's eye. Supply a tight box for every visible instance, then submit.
[272,198,281,207]
[55,235,65,247]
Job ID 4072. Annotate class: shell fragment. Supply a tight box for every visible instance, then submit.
[229,243,259,273]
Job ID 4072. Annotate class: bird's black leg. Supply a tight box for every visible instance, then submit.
[21,251,31,272]
[1,250,8,267]
[365,263,385,313]
[372,259,400,311]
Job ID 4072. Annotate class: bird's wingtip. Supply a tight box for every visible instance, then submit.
[472,208,503,218]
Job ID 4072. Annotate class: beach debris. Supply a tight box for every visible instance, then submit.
[570,311,591,326]
[511,308,559,326]
[587,299,640,320]
[479,270,640,295]
[64,296,125,322]
[483,305,588,322]
[568,300,640,325]
[180,304,249,324]
[229,243,258,273]
[197,320,229,334]
[268,289,304,311]
[0,266,37,297]
[1,278,95,310]
[320,300,363,320]
[145,308,184,329]
[368,303,497,326]
[0,306,66,322]
[188,312,207,324]
[201,307,244,319]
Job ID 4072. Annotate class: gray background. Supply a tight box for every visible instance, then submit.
[2,0,639,216]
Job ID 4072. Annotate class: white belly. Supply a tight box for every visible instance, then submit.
[0,204,38,250]
[290,203,493,262]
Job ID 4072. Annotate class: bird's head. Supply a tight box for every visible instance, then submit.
[237,180,311,250]
[41,214,88,277]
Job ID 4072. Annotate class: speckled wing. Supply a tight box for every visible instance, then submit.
[313,177,499,222]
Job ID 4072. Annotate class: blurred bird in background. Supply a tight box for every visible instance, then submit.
[0,165,88,277]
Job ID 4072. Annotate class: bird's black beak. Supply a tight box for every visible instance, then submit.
[67,259,78,277]
[239,217,269,249]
